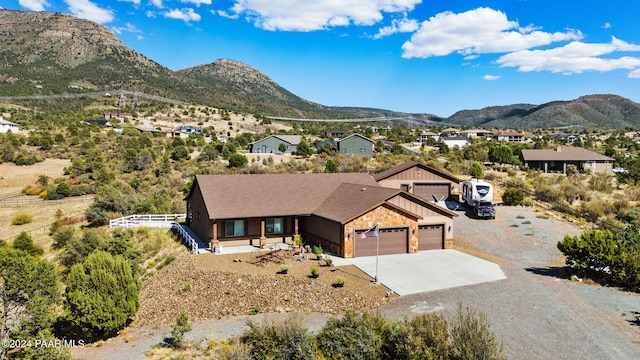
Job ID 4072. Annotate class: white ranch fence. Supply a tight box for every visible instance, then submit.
[108,214,200,254]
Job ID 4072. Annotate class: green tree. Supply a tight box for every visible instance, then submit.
[324,159,339,173]
[56,182,72,197]
[13,231,44,257]
[296,140,313,157]
[469,162,484,179]
[557,229,621,278]
[0,248,61,360]
[171,311,192,349]
[278,143,287,153]
[388,312,449,360]
[228,153,248,168]
[65,251,141,339]
[488,144,515,165]
[58,229,107,270]
[243,316,315,360]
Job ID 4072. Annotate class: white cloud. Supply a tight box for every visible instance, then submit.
[401,7,582,58]
[181,0,211,6]
[65,0,114,24]
[226,0,421,31]
[602,22,612,29]
[373,16,418,39]
[118,0,141,5]
[19,0,49,11]
[151,0,163,7]
[111,22,143,39]
[629,69,640,79]
[164,8,201,23]
[483,75,501,81]
[496,37,640,75]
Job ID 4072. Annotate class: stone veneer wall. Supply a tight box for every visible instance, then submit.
[342,204,418,258]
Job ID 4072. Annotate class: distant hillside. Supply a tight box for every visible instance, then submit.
[1,9,639,128]
[0,10,348,119]
[445,95,640,129]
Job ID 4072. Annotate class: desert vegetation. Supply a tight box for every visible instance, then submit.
[2,95,640,359]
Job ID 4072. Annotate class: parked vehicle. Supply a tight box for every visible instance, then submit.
[474,201,496,219]
[461,179,494,206]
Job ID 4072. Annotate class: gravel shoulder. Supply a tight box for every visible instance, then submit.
[73,206,640,360]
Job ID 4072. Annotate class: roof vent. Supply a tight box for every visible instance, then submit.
[361,187,367,191]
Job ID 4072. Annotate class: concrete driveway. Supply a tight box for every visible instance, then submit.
[331,249,506,296]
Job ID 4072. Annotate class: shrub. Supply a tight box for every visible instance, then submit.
[242,316,315,359]
[388,312,449,360]
[23,185,42,196]
[502,188,524,206]
[315,310,389,360]
[11,213,33,225]
[557,229,621,278]
[449,303,506,360]
[469,162,484,179]
[310,266,319,278]
[52,226,75,249]
[13,231,44,257]
[171,311,192,349]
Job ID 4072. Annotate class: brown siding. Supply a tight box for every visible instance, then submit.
[300,215,342,256]
[186,181,213,243]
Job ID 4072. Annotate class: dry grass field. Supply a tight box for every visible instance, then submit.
[0,158,70,193]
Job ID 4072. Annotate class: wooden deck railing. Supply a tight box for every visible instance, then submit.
[108,214,186,229]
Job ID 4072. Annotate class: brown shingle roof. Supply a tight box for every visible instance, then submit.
[191,173,378,220]
[314,183,418,223]
[521,147,613,162]
[373,161,462,183]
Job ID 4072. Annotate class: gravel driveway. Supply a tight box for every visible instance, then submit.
[378,206,640,360]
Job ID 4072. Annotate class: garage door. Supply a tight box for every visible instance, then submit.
[414,183,450,201]
[355,227,408,257]
[418,224,444,251]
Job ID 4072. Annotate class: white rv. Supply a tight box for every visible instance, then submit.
[461,179,494,206]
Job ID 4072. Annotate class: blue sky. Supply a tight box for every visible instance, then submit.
[4,0,640,117]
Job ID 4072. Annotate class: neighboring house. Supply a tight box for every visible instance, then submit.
[521,146,614,174]
[85,119,112,127]
[0,117,19,133]
[437,136,471,149]
[325,130,350,139]
[178,126,202,136]
[417,131,439,143]
[492,131,528,142]
[250,135,301,154]
[135,126,176,138]
[337,133,374,157]
[104,112,133,120]
[185,173,457,258]
[550,133,583,143]
[440,128,460,136]
[460,129,492,138]
[374,161,462,202]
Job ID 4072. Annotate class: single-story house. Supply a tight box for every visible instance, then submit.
[521,146,614,174]
[135,126,176,138]
[0,117,19,133]
[337,133,374,157]
[249,135,301,154]
[438,136,471,149]
[374,161,462,202]
[178,126,202,137]
[460,129,492,138]
[325,130,350,139]
[85,119,112,127]
[492,131,528,142]
[185,173,457,258]
[440,128,460,136]
[550,134,583,143]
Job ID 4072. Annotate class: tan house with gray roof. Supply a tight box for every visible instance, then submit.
[185,172,457,258]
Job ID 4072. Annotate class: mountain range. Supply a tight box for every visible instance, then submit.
[1,9,640,129]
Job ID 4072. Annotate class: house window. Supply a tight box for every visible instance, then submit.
[266,218,283,235]
[225,220,244,237]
